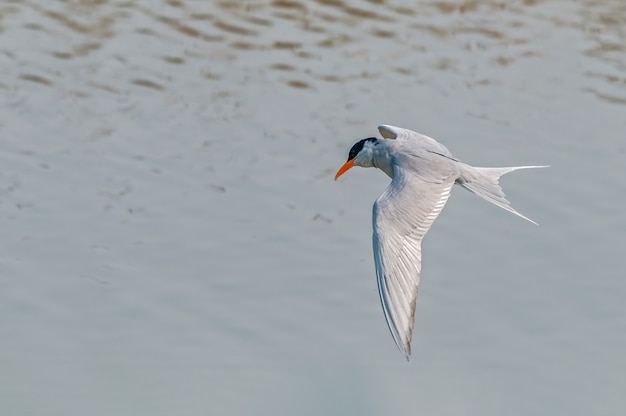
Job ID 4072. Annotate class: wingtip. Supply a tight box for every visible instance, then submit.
[378,124,398,140]
[403,342,411,361]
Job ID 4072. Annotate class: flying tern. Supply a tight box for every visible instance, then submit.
[334,124,547,360]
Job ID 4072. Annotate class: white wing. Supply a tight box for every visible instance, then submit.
[378,124,455,159]
[373,159,457,360]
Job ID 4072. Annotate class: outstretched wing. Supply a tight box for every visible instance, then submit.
[378,124,455,159]
[373,161,457,360]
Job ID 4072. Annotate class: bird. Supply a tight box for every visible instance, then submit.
[334,124,547,360]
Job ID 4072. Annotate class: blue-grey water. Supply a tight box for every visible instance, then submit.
[1,1,625,415]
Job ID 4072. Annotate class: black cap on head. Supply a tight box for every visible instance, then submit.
[347,137,377,161]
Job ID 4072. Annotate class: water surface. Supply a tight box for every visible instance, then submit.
[1,1,625,415]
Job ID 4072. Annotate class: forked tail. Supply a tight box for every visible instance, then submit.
[457,165,548,225]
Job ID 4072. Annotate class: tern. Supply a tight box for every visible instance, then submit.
[334,125,546,360]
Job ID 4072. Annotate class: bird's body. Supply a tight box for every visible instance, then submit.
[335,125,546,360]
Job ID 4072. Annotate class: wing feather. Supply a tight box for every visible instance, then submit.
[373,162,456,360]
[378,124,455,159]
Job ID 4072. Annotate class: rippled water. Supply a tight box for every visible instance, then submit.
[1,1,625,415]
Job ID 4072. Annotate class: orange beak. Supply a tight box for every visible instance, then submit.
[334,158,355,181]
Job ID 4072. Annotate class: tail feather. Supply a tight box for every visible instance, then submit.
[458,165,548,225]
